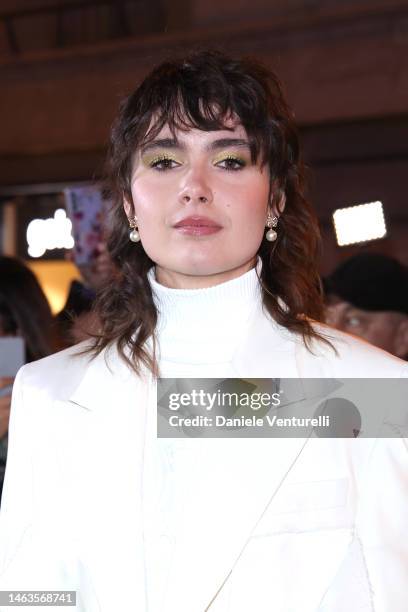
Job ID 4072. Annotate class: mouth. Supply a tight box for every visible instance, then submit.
[173,216,222,236]
[174,216,222,228]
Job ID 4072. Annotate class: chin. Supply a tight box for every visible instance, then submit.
[175,258,254,279]
[177,261,225,277]
[152,249,257,280]
[153,250,221,276]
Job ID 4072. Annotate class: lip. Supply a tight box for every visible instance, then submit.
[174,216,222,228]
[173,215,222,236]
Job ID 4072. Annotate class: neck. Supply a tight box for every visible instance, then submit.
[154,256,258,289]
[147,258,263,364]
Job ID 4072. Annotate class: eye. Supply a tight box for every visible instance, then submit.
[345,315,362,328]
[215,155,246,171]
[149,155,180,171]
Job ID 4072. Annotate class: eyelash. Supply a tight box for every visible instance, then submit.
[216,156,246,171]
[149,156,179,171]
[148,154,247,172]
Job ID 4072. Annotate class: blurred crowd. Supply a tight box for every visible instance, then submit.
[0,248,407,501]
[324,253,408,360]
[0,244,112,500]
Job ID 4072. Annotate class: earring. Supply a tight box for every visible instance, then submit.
[265,214,278,242]
[128,216,140,243]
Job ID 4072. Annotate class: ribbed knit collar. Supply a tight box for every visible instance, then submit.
[147,258,263,364]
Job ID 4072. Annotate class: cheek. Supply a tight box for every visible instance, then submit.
[130,181,168,223]
[227,178,269,225]
[233,170,268,196]
[245,173,269,209]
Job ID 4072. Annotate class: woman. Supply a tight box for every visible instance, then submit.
[0,256,56,501]
[0,256,55,363]
[0,51,407,611]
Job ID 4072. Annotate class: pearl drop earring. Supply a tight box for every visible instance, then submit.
[265,214,278,242]
[128,216,140,243]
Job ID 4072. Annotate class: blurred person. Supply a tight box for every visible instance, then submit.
[0,51,407,612]
[324,253,408,359]
[0,256,56,501]
[56,242,114,346]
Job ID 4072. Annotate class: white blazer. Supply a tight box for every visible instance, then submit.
[0,314,407,612]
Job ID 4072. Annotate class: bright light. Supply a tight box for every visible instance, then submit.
[332,201,387,246]
[26,209,74,258]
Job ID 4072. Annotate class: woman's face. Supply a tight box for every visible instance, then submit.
[125,121,274,288]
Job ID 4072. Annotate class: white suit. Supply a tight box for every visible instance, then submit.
[0,266,407,612]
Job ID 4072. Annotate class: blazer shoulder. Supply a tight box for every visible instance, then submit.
[307,321,408,377]
[18,341,96,398]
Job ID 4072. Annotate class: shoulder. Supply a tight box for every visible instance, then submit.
[16,341,96,399]
[306,320,408,378]
[15,340,140,406]
[256,305,407,377]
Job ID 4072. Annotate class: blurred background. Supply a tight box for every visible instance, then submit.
[0,0,408,312]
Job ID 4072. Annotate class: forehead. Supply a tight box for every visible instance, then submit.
[148,121,248,143]
[141,108,247,141]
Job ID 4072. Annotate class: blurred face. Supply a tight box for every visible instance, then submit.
[325,298,408,358]
[124,121,276,288]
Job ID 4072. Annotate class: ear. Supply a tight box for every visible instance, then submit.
[393,317,408,359]
[270,192,286,218]
[123,195,133,220]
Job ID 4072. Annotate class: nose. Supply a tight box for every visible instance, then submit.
[178,169,213,206]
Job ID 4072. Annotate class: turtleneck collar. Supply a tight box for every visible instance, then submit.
[147,258,263,364]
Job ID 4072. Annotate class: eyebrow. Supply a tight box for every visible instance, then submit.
[140,137,251,154]
[209,138,250,151]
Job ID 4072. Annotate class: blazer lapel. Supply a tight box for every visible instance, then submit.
[162,435,311,611]
[159,309,303,610]
[61,345,152,611]
[67,343,144,411]
[162,309,341,610]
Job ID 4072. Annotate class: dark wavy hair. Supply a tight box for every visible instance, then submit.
[87,49,332,377]
[0,256,56,362]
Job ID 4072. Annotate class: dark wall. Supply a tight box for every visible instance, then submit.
[1,0,407,271]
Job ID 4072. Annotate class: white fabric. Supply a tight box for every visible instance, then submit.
[148,260,262,367]
[0,262,407,611]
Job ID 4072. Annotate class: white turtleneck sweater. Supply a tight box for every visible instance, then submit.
[145,260,270,610]
[147,258,265,378]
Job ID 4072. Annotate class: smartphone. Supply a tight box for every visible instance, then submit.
[64,185,106,267]
[0,337,25,397]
